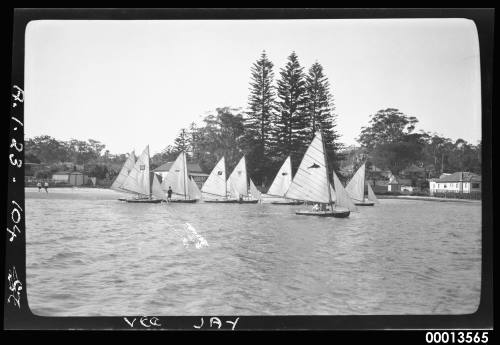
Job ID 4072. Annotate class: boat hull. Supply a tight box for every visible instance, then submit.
[295,209,350,218]
[271,200,304,205]
[203,199,258,204]
[169,199,198,203]
[354,201,375,206]
[203,199,239,204]
[125,199,163,204]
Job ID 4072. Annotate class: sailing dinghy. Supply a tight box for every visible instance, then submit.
[201,156,236,203]
[226,156,260,204]
[114,145,163,203]
[161,151,200,203]
[345,163,379,206]
[285,131,350,218]
[111,150,137,201]
[263,156,303,205]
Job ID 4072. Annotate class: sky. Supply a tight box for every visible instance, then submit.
[25,19,481,155]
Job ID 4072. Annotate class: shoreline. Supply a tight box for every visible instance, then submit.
[24,187,481,203]
[377,195,481,203]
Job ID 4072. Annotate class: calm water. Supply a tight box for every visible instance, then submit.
[25,187,481,316]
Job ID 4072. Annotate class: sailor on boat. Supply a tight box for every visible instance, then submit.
[167,186,173,202]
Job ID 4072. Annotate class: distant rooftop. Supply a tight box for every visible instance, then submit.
[153,161,206,174]
[434,172,481,183]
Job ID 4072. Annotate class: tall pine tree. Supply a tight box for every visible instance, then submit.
[305,62,342,170]
[173,128,191,158]
[274,52,308,172]
[245,51,276,185]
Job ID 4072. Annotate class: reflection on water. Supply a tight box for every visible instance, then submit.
[25,188,481,316]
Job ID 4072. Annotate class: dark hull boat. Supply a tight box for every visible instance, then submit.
[354,201,375,206]
[169,199,198,203]
[295,209,350,218]
[237,199,259,204]
[271,200,303,205]
[125,198,162,204]
[286,131,358,218]
[204,199,258,204]
[204,199,238,204]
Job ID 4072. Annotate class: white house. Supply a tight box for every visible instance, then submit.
[429,172,481,195]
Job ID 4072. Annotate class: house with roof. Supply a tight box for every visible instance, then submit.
[387,174,415,193]
[51,171,89,186]
[153,161,209,189]
[428,172,481,195]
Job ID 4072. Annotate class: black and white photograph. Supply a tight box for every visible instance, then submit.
[6,8,493,331]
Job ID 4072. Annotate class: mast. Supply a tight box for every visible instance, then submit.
[321,131,333,211]
[224,156,227,199]
[183,151,187,200]
[148,145,152,200]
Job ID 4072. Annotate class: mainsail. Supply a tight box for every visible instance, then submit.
[121,145,151,197]
[151,174,166,200]
[333,170,358,212]
[345,163,366,202]
[110,151,136,193]
[266,156,292,197]
[249,178,261,200]
[285,131,332,204]
[188,177,202,200]
[227,156,249,198]
[201,156,227,197]
[161,151,190,199]
[367,182,379,203]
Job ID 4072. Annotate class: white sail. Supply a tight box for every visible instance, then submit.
[161,152,189,198]
[367,182,379,203]
[110,151,136,193]
[188,177,202,200]
[346,163,366,202]
[226,178,239,199]
[227,156,248,197]
[121,145,151,196]
[151,174,165,200]
[333,170,358,212]
[249,178,261,200]
[285,131,332,204]
[330,183,337,203]
[201,156,227,197]
[267,156,292,197]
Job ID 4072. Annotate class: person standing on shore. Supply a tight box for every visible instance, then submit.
[44,181,49,193]
[37,181,42,192]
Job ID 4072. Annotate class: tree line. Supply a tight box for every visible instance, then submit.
[161,51,342,187]
[25,51,481,185]
[355,108,481,177]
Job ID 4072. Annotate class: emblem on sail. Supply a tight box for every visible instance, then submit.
[266,156,293,198]
[285,133,332,204]
[120,146,151,197]
[201,156,227,198]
